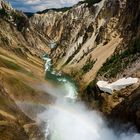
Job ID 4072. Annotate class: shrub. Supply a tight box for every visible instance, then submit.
[98,38,140,78]
[82,58,96,73]
[84,0,102,6]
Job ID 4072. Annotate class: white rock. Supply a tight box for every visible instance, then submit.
[97,77,139,94]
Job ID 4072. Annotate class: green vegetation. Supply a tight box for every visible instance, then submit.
[70,57,96,82]
[38,0,101,13]
[0,57,23,71]
[37,0,102,14]
[84,0,102,5]
[0,5,29,31]
[99,38,140,78]
[1,36,10,46]
[11,11,29,31]
[38,7,72,14]
[0,8,10,18]
[8,77,35,94]
[0,57,33,76]
[82,58,96,73]
[0,8,6,15]
[24,12,34,18]
[78,0,102,6]
[83,79,100,100]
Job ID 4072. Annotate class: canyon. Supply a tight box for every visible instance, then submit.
[0,0,140,139]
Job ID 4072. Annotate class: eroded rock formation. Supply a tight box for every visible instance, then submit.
[30,0,140,129]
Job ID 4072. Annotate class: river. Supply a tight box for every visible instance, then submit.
[16,52,140,140]
[38,54,140,140]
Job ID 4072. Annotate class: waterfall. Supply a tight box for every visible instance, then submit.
[38,53,140,140]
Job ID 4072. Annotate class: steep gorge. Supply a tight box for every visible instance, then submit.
[30,0,140,130]
[31,0,125,88]
[0,1,52,139]
[0,0,140,139]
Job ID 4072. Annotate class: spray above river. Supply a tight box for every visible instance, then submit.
[40,53,140,140]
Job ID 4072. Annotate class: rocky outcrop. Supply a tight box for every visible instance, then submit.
[94,0,140,129]
[97,0,140,81]
[0,0,53,106]
[0,0,140,135]
[0,1,52,139]
[31,0,140,89]
[0,81,45,140]
[110,86,140,131]
[30,0,127,88]
[30,0,140,130]
[0,0,50,58]
[84,0,140,129]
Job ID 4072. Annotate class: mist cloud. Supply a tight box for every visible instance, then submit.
[34,79,140,140]
[38,98,140,140]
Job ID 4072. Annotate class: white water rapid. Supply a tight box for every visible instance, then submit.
[36,54,140,140]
